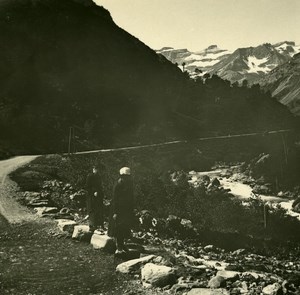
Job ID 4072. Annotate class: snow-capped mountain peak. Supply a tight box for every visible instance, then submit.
[273,41,300,57]
[156,45,231,75]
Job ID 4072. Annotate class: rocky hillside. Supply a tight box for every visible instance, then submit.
[260,53,300,115]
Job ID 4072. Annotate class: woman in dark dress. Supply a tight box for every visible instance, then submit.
[108,167,134,253]
[86,165,104,232]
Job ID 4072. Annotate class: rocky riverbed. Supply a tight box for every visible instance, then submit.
[188,165,300,221]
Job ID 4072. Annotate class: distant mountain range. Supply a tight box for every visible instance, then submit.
[156,45,232,78]
[156,42,300,82]
[156,41,300,114]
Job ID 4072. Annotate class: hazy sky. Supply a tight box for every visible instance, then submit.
[94,0,300,52]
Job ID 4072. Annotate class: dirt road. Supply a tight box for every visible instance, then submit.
[0,156,131,295]
[0,156,38,224]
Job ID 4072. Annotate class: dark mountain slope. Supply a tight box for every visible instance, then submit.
[261,53,300,115]
[0,0,184,153]
[0,0,296,157]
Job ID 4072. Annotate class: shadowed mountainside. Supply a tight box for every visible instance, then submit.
[261,53,300,116]
[0,0,296,157]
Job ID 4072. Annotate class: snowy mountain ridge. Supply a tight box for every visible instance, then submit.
[156,41,300,82]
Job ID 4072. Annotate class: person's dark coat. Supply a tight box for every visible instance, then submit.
[86,172,104,228]
[108,175,134,238]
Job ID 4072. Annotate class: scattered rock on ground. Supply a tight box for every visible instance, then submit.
[116,255,156,274]
[90,234,116,253]
[34,207,58,217]
[72,225,92,242]
[216,270,240,280]
[262,282,282,295]
[208,275,226,288]
[141,263,177,287]
[185,288,229,295]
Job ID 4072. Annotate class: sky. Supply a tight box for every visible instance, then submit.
[94,0,300,52]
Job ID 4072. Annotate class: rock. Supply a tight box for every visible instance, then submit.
[57,219,77,233]
[216,270,240,280]
[293,203,300,213]
[200,260,229,271]
[181,219,193,228]
[72,225,92,242]
[186,288,229,295]
[240,281,248,293]
[277,191,284,197]
[211,177,221,187]
[141,263,176,287]
[204,245,215,252]
[232,249,246,256]
[23,191,40,198]
[252,184,271,195]
[171,277,205,292]
[90,234,115,253]
[241,271,266,281]
[116,254,155,274]
[27,199,49,207]
[34,207,58,216]
[208,276,225,288]
[153,256,170,266]
[59,207,73,214]
[262,283,282,295]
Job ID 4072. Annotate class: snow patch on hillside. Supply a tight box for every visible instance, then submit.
[293,45,300,55]
[245,56,270,73]
[275,43,300,57]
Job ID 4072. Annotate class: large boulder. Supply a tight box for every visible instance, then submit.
[216,270,240,280]
[116,255,155,274]
[141,263,177,287]
[262,283,282,295]
[90,234,115,253]
[72,225,92,242]
[208,276,225,288]
[186,288,229,295]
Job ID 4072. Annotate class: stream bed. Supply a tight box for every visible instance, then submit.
[189,169,300,221]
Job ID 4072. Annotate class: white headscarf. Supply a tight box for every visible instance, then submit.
[119,167,131,175]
